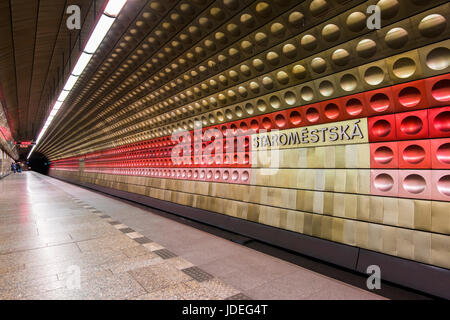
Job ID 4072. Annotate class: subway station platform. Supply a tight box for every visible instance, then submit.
[0,172,388,300]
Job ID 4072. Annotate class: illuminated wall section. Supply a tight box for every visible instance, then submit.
[49,0,450,294]
[0,99,18,177]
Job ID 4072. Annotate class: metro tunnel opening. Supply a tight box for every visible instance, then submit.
[27,152,50,175]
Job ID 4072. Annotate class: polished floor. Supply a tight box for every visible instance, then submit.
[0,172,383,300]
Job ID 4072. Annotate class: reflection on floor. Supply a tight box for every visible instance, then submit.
[0,172,382,300]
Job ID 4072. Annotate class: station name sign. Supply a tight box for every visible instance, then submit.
[251,118,368,150]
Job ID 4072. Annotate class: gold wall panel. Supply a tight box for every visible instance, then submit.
[251,143,371,168]
[50,169,450,270]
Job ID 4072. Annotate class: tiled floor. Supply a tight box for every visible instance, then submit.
[0,172,383,300]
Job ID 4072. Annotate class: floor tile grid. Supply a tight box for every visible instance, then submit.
[38,175,251,300]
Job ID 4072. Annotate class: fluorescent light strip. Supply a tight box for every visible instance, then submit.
[57,90,69,102]
[84,15,115,54]
[27,0,127,160]
[104,0,127,17]
[72,52,93,76]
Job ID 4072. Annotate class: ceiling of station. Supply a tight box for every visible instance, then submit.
[0,0,105,156]
[36,0,313,160]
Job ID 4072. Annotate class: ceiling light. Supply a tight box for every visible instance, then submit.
[84,15,115,54]
[57,91,69,102]
[72,52,93,76]
[28,0,129,160]
[63,75,79,91]
[53,101,63,110]
[104,0,127,17]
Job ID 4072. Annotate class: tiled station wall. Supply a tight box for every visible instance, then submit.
[0,149,14,178]
[50,0,450,271]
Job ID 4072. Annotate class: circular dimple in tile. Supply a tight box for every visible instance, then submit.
[266,51,280,66]
[276,71,289,85]
[241,171,249,182]
[301,34,317,51]
[271,22,286,37]
[240,64,251,76]
[437,143,450,164]
[222,170,229,180]
[252,58,264,71]
[431,79,450,102]
[270,96,281,109]
[324,103,340,120]
[372,119,391,137]
[356,39,377,58]
[282,43,297,59]
[346,11,366,32]
[426,47,450,71]
[374,173,394,192]
[306,107,320,122]
[199,17,212,28]
[393,57,416,79]
[346,98,363,116]
[385,27,408,49]
[377,0,399,20]
[254,32,268,46]
[275,114,286,128]
[319,80,334,97]
[364,66,384,85]
[240,121,248,132]
[245,103,254,115]
[403,174,426,194]
[292,64,307,79]
[239,86,248,98]
[289,11,304,28]
[403,144,425,164]
[210,7,225,20]
[400,116,423,135]
[224,0,239,10]
[240,14,255,28]
[232,171,239,181]
[374,146,394,165]
[434,111,450,132]
[310,0,329,16]
[250,119,259,130]
[398,86,421,108]
[437,175,450,196]
[257,99,267,112]
[370,93,390,112]
[284,91,296,105]
[255,2,271,17]
[262,117,272,129]
[419,14,447,38]
[340,74,357,92]
[332,49,350,66]
[262,76,274,89]
[289,111,301,125]
[234,106,243,117]
[300,86,314,101]
[311,57,327,73]
[322,24,340,42]
[225,109,233,119]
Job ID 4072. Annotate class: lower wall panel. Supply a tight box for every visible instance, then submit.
[50,169,450,299]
